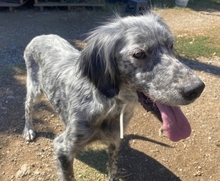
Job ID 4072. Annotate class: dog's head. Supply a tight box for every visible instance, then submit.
[79,13,205,142]
[79,13,204,102]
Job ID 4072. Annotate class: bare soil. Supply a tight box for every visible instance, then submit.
[0,6,220,181]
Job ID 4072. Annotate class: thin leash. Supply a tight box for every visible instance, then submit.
[120,104,127,139]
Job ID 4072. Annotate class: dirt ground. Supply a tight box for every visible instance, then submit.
[0,5,220,181]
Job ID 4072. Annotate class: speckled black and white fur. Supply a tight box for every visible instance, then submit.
[23,13,204,181]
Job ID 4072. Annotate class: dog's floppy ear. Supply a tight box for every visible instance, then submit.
[79,26,122,98]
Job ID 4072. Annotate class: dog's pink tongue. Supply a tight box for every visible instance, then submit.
[156,103,191,142]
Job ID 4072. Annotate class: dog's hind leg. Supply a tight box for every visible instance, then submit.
[23,58,42,141]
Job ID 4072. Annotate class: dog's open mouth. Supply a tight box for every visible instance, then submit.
[137,91,191,142]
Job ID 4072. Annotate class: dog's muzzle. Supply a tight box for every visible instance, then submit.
[137,79,205,142]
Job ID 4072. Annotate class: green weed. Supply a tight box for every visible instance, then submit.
[175,36,220,59]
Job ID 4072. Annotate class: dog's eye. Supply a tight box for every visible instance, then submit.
[133,51,146,59]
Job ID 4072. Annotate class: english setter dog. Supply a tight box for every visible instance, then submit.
[23,13,205,181]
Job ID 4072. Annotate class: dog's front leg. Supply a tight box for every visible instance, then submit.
[54,131,75,181]
[107,142,120,181]
[57,154,75,181]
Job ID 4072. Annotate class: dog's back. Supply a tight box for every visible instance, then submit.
[23,35,84,124]
[24,34,80,68]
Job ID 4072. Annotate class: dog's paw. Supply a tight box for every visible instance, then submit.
[108,176,120,181]
[23,128,36,141]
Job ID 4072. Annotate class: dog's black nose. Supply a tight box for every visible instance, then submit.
[181,81,205,101]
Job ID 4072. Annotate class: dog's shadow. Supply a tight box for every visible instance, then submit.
[76,134,181,181]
